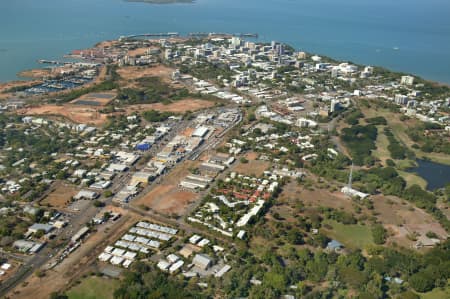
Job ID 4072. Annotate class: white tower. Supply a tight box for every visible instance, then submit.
[348,163,353,189]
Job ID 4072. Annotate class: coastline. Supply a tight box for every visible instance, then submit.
[2,35,450,95]
[17,69,52,80]
[2,0,450,85]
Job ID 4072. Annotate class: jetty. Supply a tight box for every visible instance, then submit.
[119,32,180,41]
[37,60,62,65]
[188,32,258,38]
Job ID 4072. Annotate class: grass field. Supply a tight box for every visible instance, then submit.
[67,276,118,299]
[371,127,428,189]
[373,127,391,163]
[359,104,450,166]
[418,286,450,299]
[397,170,427,189]
[323,220,374,250]
[395,159,417,170]
[388,121,450,165]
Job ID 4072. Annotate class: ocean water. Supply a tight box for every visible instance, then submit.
[1,0,450,83]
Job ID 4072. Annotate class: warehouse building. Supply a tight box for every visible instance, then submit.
[192,126,209,138]
[192,253,213,270]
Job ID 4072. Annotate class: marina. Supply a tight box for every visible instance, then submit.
[24,77,92,95]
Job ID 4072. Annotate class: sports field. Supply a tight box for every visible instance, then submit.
[67,276,118,299]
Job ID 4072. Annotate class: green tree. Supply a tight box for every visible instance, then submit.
[287,229,304,245]
[93,200,105,208]
[263,271,286,292]
[372,224,387,245]
[409,272,435,292]
[240,157,249,164]
[305,252,329,282]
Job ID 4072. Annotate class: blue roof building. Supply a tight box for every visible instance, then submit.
[327,239,343,251]
[136,143,151,151]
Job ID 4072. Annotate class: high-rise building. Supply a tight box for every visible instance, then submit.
[331,68,339,78]
[297,52,307,59]
[394,94,409,105]
[271,40,277,49]
[276,44,285,56]
[330,99,340,113]
[230,37,242,48]
[401,75,414,86]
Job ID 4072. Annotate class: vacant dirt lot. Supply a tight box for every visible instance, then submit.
[134,184,199,216]
[233,154,271,177]
[40,183,78,209]
[278,180,355,216]
[133,161,201,216]
[141,186,198,216]
[126,98,215,114]
[127,47,159,57]
[299,188,354,211]
[245,152,259,160]
[70,91,116,106]
[18,104,108,125]
[117,65,174,84]
[18,98,213,126]
[181,127,195,137]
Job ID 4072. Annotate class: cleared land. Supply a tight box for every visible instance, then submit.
[126,98,215,114]
[232,152,271,177]
[70,91,116,106]
[66,276,118,299]
[127,48,149,57]
[133,161,200,216]
[40,183,78,209]
[18,104,108,126]
[144,188,198,216]
[117,65,174,86]
[287,184,355,212]
[19,98,213,125]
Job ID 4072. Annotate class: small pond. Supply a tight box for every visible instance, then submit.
[407,159,450,190]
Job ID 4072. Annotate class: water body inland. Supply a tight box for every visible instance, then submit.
[408,159,450,190]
